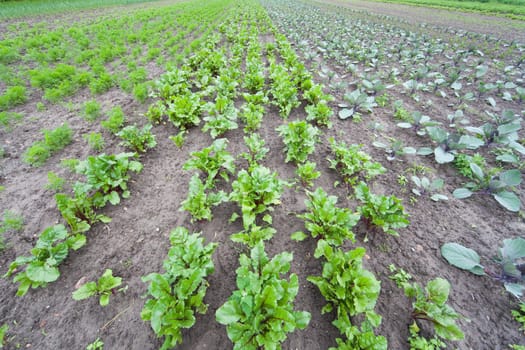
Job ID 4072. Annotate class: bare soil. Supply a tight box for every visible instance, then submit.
[1,1,524,350]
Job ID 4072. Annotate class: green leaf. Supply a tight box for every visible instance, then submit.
[504,283,524,299]
[216,301,242,325]
[99,294,110,307]
[99,215,112,223]
[500,169,522,187]
[434,147,454,164]
[403,147,416,154]
[294,311,311,330]
[397,122,412,128]
[430,194,448,202]
[453,188,472,199]
[15,276,32,297]
[458,135,484,150]
[98,269,122,291]
[426,278,450,305]
[0,323,8,348]
[494,191,521,212]
[497,153,519,163]
[434,322,465,341]
[486,96,496,107]
[108,191,120,205]
[417,147,433,156]
[469,163,484,180]
[129,160,143,172]
[290,231,308,241]
[441,243,485,275]
[72,281,97,300]
[338,108,354,120]
[66,234,87,250]
[501,237,525,261]
[26,262,60,283]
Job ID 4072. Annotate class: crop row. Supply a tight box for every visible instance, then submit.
[1,0,524,349]
[262,0,524,213]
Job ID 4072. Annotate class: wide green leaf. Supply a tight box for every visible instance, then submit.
[99,294,110,307]
[504,283,524,299]
[72,281,97,300]
[338,108,354,120]
[452,188,472,199]
[500,169,522,187]
[98,269,122,291]
[26,262,60,283]
[216,301,242,325]
[426,278,450,305]
[434,322,465,341]
[501,237,525,261]
[108,191,120,205]
[441,243,485,275]
[290,231,308,241]
[434,147,454,164]
[494,191,520,212]
[294,311,311,329]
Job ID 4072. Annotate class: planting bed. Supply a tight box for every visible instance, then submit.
[0,0,524,349]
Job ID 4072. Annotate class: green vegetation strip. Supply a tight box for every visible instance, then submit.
[0,0,160,19]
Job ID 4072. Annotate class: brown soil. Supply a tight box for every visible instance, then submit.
[1,1,524,350]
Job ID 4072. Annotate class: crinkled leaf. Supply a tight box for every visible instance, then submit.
[426,278,450,305]
[72,281,97,300]
[108,191,120,205]
[66,234,87,251]
[98,269,122,291]
[26,262,60,283]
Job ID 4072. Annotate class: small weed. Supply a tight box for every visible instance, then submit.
[83,100,101,122]
[86,338,104,350]
[24,124,73,166]
[132,83,149,104]
[60,158,80,172]
[83,132,105,151]
[101,106,125,134]
[0,111,23,130]
[46,171,65,192]
[36,102,46,112]
[117,124,156,153]
[0,210,24,250]
[169,130,186,148]
[0,85,27,111]
[0,324,8,348]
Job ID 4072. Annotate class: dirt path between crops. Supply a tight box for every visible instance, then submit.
[314,0,525,43]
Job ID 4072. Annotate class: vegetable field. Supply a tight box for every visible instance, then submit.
[0,0,524,349]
